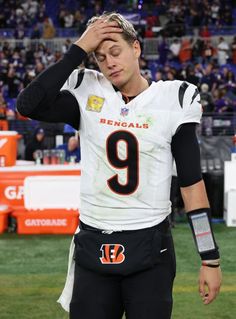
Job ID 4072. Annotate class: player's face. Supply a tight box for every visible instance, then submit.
[94,34,141,89]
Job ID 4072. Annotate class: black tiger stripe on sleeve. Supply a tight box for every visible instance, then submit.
[178,82,189,108]
[190,88,200,105]
[74,69,85,89]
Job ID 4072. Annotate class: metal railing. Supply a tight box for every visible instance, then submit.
[0,38,77,52]
[1,35,235,58]
[200,112,236,136]
[7,112,236,138]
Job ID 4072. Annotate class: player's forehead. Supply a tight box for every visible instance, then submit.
[95,35,126,55]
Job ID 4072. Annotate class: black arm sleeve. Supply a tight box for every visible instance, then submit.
[16,44,87,129]
[171,123,202,187]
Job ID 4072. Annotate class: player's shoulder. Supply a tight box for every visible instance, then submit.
[158,79,197,94]
[66,68,105,90]
[157,80,199,109]
[83,68,105,82]
[155,79,187,98]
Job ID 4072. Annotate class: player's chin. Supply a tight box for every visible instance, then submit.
[110,77,126,89]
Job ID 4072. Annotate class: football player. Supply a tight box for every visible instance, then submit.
[17,12,222,319]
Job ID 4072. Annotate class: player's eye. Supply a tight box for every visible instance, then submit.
[96,54,105,62]
[111,49,121,57]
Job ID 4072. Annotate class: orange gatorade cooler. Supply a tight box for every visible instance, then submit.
[0,205,11,233]
[0,131,21,166]
[12,209,79,234]
[13,175,81,234]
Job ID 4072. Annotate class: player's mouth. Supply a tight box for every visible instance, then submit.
[109,70,122,78]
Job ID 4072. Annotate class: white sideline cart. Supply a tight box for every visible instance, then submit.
[224,161,236,227]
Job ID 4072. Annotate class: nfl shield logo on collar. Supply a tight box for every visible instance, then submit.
[120,107,129,117]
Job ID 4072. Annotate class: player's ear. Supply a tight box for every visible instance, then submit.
[133,40,141,59]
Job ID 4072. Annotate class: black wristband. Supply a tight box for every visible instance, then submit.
[187,208,220,260]
[200,248,220,260]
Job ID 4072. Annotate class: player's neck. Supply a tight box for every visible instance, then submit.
[119,75,149,98]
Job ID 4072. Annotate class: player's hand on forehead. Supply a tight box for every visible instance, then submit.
[74,18,123,53]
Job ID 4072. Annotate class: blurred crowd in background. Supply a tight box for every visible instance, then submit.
[0,0,235,36]
[0,0,236,125]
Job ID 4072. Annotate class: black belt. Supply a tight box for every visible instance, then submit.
[80,217,170,234]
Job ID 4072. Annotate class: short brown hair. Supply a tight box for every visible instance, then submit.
[87,12,137,44]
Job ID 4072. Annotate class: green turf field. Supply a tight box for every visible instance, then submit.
[0,223,235,319]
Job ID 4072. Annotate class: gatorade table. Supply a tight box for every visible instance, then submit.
[0,162,81,234]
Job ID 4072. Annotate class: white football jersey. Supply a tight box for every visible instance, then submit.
[62,69,202,230]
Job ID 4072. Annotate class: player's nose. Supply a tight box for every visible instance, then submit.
[106,55,116,69]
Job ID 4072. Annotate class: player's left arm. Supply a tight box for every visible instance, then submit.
[180,181,222,305]
[171,123,222,305]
